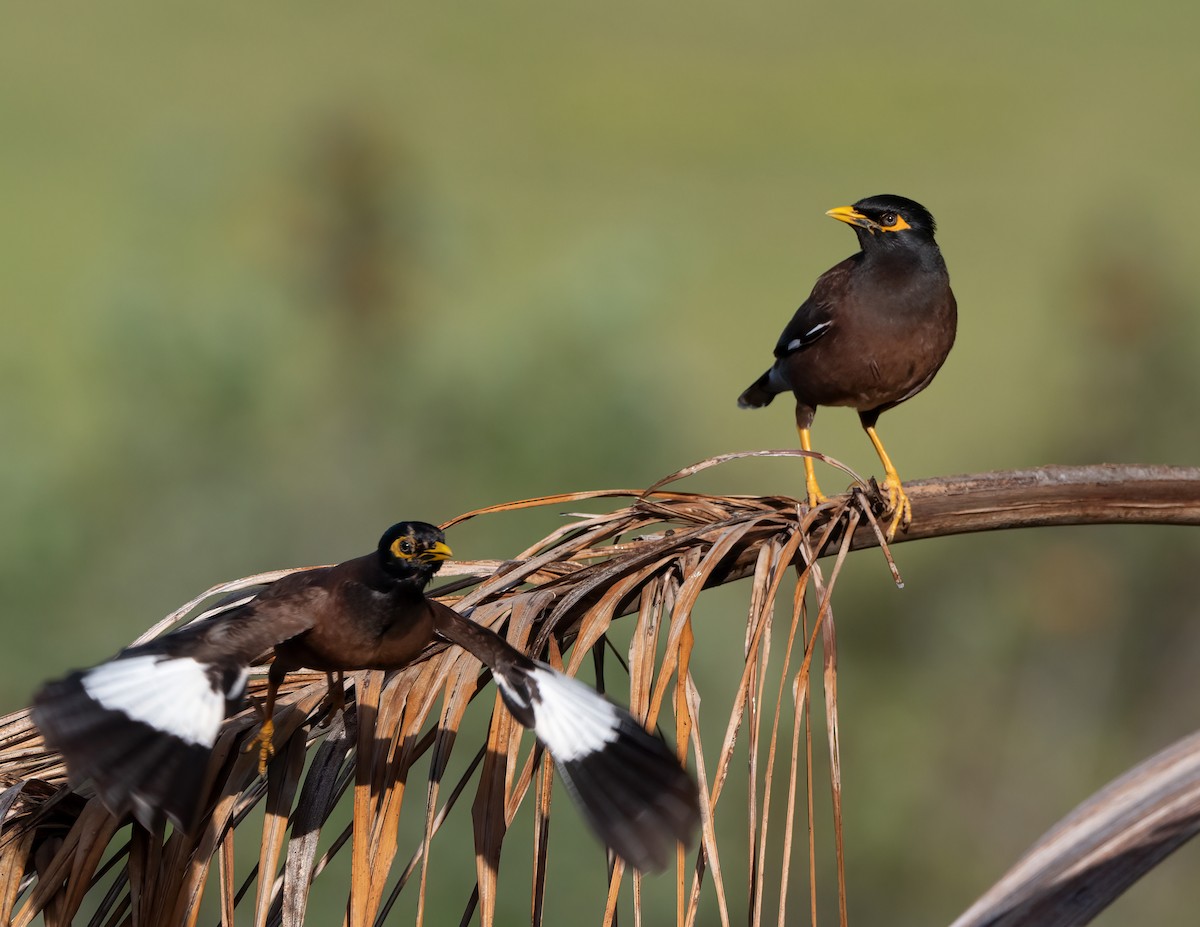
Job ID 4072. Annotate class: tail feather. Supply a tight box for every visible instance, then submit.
[737,369,778,409]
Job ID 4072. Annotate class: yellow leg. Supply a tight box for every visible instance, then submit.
[244,670,281,775]
[864,425,911,540]
[797,426,827,508]
[251,719,275,775]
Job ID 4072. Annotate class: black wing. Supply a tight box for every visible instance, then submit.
[772,255,857,358]
[32,568,330,831]
[157,568,330,666]
[430,601,699,871]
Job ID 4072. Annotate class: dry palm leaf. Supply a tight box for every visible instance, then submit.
[1,459,1199,926]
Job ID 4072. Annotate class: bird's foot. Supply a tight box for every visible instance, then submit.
[245,719,276,775]
[798,427,827,510]
[803,467,827,509]
[879,476,911,541]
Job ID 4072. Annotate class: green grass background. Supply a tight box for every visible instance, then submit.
[4,2,1200,924]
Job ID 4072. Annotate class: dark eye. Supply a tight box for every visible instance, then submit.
[399,539,415,555]
[881,212,897,226]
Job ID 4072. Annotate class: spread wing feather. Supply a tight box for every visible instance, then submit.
[154,568,330,666]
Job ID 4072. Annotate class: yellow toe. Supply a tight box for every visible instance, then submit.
[246,719,276,775]
[881,476,911,541]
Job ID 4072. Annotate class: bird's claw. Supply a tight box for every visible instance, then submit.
[880,478,911,541]
[245,719,275,775]
[804,469,828,509]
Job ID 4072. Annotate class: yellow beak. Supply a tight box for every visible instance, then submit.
[421,541,453,563]
[825,205,873,229]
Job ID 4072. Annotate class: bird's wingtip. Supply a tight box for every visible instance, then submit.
[519,664,701,871]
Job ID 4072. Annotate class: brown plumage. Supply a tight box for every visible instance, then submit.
[33,522,699,872]
[739,194,957,538]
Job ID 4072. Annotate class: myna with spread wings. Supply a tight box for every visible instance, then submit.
[33,522,699,872]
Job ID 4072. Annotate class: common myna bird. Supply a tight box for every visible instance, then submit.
[33,522,699,872]
[738,194,957,539]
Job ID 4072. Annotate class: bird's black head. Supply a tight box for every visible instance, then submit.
[377,521,452,586]
[826,194,938,251]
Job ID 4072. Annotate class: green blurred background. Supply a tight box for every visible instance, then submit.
[4,2,1200,924]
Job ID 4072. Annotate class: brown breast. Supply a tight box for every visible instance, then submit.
[273,583,436,673]
[786,275,956,414]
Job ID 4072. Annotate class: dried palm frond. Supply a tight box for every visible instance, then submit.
[2,458,1200,927]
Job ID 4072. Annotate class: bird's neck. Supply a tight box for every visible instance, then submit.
[387,577,432,602]
[863,241,946,276]
[371,564,433,602]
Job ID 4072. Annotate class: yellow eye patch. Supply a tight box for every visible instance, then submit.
[826,205,911,234]
[390,537,416,559]
[877,214,911,232]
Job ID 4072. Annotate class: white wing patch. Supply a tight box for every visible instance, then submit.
[82,654,226,747]
[527,665,621,762]
[495,675,530,713]
[786,320,833,352]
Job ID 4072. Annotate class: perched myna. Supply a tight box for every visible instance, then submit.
[33,522,699,872]
[738,194,957,538]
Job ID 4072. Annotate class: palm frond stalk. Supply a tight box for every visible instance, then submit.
[2,457,1199,926]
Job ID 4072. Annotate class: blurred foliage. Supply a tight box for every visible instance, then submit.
[3,1,1200,924]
